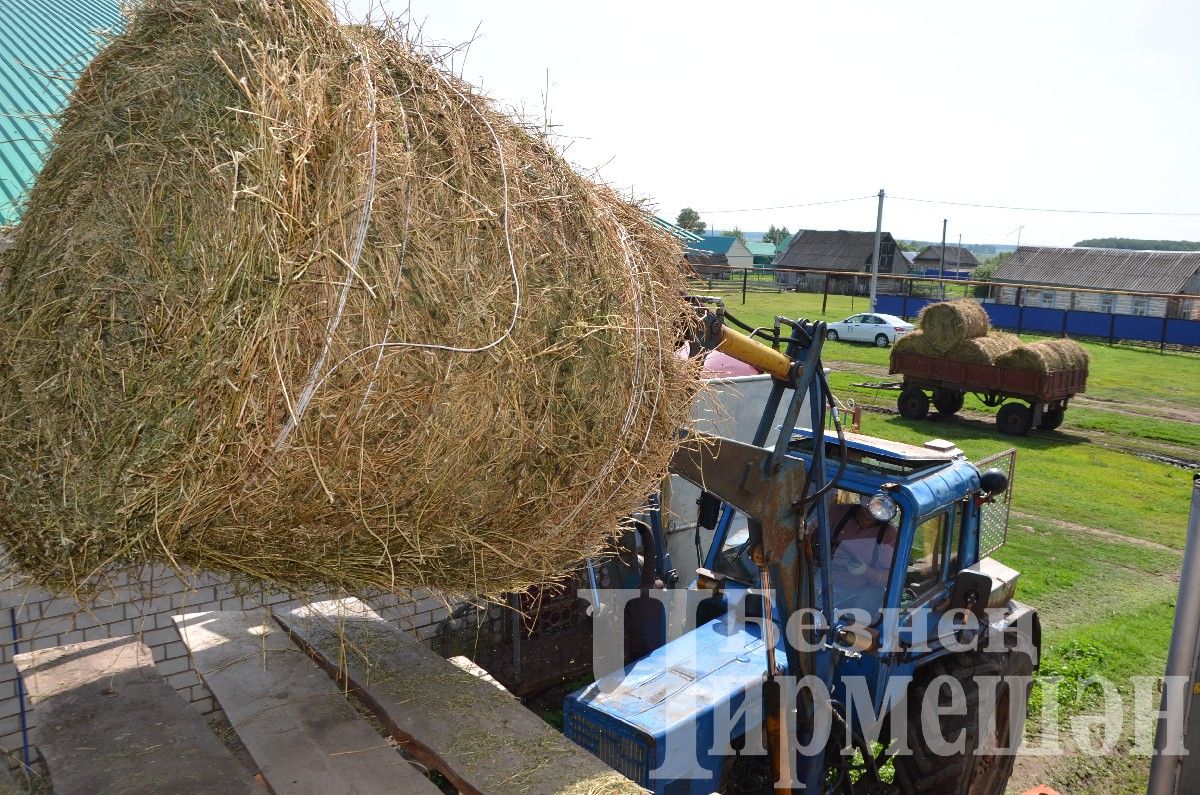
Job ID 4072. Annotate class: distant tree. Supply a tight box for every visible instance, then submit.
[721,227,747,244]
[676,207,706,235]
[897,240,923,252]
[763,225,792,246]
[970,252,1009,298]
[1075,237,1200,251]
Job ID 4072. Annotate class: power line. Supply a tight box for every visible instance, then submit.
[696,195,876,214]
[891,195,1200,217]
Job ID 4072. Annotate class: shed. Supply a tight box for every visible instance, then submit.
[772,229,905,293]
[991,245,1200,319]
[0,0,123,223]
[685,235,753,278]
[746,241,777,267]
[914,245,980,278]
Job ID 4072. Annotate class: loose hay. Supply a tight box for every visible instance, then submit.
[996,339,1089,373]
[0,0,698,598]
[916,299,990,352]
[944,332,1022,365]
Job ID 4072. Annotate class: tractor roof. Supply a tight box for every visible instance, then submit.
[788,428,966,480]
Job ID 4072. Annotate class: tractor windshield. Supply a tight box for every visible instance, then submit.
[825,489,901,620]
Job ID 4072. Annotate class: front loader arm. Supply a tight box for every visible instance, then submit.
[673,306,836,793]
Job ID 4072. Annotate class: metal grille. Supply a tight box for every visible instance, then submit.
[565,707,652,785]
[975,448,1017,558]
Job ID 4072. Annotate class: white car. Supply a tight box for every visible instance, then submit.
[825,312,914,347]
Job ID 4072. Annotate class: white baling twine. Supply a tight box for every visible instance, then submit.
[273,44,379,453]
[294,63,524,409]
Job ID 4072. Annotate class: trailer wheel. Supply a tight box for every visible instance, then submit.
[933,390,965,415]
[1039,407,1065,430]
[996,403,1032,436]
[893,643,1034,795]
[898,388,930,420]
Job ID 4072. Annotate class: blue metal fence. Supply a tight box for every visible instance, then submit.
[876,294,1200,349]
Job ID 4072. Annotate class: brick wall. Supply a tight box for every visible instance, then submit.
[0,566,454,764]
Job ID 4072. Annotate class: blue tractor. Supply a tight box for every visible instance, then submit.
[564,304,1040,794]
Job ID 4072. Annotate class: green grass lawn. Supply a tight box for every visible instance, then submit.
[694,288,1199,790]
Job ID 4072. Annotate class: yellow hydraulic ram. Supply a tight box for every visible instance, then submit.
[715,324,796,382]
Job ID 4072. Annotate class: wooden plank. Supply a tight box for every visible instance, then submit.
[13,637,256,795]
[276,599,643,795]
[174,610,439,795]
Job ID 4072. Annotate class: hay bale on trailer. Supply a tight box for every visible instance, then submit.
[915,299,990,353]
[944,332,1021,365]
[0,0,697,598]
[993,343,1070,374]
[891,331,936,355]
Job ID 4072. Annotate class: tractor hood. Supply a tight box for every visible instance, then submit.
[570,613,778,740]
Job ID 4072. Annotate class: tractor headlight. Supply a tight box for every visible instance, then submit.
[866,492,898,522]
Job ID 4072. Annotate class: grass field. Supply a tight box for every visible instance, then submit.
[694,286,1200,792]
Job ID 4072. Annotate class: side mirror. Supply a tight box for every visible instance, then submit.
[947,570,992,621]
[979,468,1009,496]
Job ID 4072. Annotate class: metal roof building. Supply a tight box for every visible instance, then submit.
[991,246,1200,295]
[914,244,980,270]
[0,0,122,223]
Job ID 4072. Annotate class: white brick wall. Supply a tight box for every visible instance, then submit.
[0,566,455,765]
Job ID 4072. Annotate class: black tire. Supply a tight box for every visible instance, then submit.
[1039,407,1065,430]
[894,644,1035,795]
[827,329,840,342]
[995,403,1032,436]
[875,333,891,347]
[898,388,930,420]
[933,390,965,416]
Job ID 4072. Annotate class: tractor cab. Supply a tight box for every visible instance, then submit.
[566,427,1032,795]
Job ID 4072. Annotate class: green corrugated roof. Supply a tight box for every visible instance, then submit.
[648,215,704,242]
[745,241,776,257]
[0,0,123,223]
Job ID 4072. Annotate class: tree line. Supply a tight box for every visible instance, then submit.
[1075,237,1200,251]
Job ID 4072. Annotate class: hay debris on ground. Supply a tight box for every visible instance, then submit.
[996,339,1090,373]
[0,0,698,599]
[944,332,1022,365]
[916,299,991,352]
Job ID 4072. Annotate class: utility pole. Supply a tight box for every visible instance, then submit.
[869,189,885,311]
[939,219,948,300]
[953,234,962,299]
[1016,225,1024,249]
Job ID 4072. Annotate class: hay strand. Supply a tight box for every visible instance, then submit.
[0,0,698,599]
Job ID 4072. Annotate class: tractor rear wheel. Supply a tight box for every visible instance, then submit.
[933,390,965,416]
[1039,407,1065,430]
[898,388,930,420]
[894,644,1034,795]
[996,403,1032,436]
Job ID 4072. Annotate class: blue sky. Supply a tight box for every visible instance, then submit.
[344,0,1200,247]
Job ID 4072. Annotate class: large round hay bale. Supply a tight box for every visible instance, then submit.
[916,299,990,353]
[0,0,697,598]
[891,331,935,355]
[996,341,1071,372]
[1048,338,1090,370]
[944,332,1021,365]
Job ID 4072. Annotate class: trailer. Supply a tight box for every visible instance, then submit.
[888,349,1089,435]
